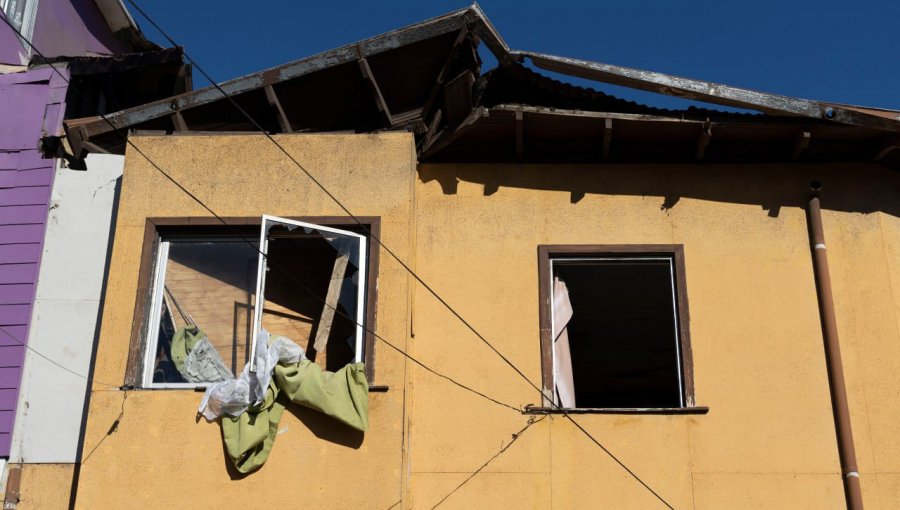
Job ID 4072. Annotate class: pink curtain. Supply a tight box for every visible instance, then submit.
[552,277,576,408]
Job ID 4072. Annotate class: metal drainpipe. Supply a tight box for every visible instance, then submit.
[807,182,864,509]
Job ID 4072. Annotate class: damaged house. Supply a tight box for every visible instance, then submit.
[0,0,189,505]
[14,4,900,508]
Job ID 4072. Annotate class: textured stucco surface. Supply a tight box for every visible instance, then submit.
[66,133,900,509]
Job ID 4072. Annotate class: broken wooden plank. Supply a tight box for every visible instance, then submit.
[357,55,394,127]
[792,131,811,160]
[264,85,293,133]
[602,118,613,160]
[696,122,711,161]
[313,252,350,353]
[515,109,524,161]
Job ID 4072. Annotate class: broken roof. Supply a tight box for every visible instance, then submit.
[63,4,900,168]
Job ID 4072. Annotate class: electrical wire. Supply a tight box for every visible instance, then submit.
[430,415,546,509]
[0,325,120,389]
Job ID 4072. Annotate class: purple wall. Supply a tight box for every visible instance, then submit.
[0,12,27,66]
[0,67,67,457]
[32,0,126,58]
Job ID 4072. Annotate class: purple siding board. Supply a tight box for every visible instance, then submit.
[0,85,48,151]
[0,388,17,410]
[0,224,45,244]
[15,167,53,187]
[14,150,47,171]
[0,244,40,264]
[0,326,27,346]
[0,186,51,206]
[0,305,30,325]
[0,170,14,188]
[0,368,21,389]
[0,284,34,304]
[0,206,47,226]
[0,347,24,369]
[0,263,38,284]
[0,411,12,433]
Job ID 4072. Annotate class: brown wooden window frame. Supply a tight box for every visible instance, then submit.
[537,244,696,411]
[124,216,381,388]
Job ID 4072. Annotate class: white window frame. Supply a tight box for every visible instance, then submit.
[2,0,40,56]
[250,215,367,372]
[141,217,368,387]
[549,256,685,408]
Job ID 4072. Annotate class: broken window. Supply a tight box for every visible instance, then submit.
[141,216,371,388]
[539,246,694,409]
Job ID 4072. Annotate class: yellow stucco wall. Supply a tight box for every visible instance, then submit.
[12,464,73,509]
[68,133,900,509]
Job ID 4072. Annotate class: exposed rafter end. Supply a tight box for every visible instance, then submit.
[601,118,613,161]
[792,130,811,160]
[696,122,711,161]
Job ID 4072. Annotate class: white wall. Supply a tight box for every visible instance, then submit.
[10,154,123,463]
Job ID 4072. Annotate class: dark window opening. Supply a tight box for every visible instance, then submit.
[539,246,693,410]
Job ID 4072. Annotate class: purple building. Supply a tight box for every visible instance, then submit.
[0,1,189,497]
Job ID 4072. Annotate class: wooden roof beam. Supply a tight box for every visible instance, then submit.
[264,85,293,133]
[357,53,394,127]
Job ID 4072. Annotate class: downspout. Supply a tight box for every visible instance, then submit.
[806,181,864,510]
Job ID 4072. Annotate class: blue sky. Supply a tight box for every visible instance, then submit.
[134,1,900,111]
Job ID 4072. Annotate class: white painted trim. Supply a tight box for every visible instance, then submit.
[142,240,169,388]
[250,215,368,370]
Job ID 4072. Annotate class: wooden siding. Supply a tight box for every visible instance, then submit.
[0,67,67,457]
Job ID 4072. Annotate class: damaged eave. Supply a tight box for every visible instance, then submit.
[513,51,900,133]
[64,5,496,156]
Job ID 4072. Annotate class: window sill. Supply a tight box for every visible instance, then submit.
[524,405,708,415]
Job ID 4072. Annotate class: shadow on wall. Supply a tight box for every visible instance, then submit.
[418,162,900,218]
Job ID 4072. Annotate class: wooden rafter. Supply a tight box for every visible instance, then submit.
[264,85,293,133]
[357,53,394,127]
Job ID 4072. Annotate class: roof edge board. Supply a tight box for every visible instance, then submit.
[66,6,481,142]
[517,51,900,133]
[466,2,509,59]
